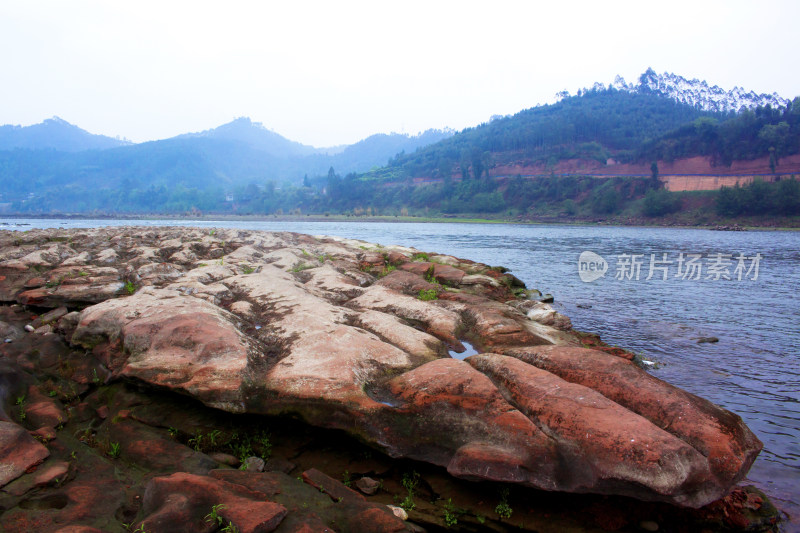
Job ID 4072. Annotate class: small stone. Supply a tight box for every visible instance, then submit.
[355,476,380,495]
[242,456,265,472]
[24,324,35,332]
[4,338,11,343]
[697,337,719,343]
[639,520,659,531]
[540,293,554,303]
[387,505,408,521]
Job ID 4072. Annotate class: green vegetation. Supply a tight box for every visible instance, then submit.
[418,289,438,301]
[289,262,316,273]
[108,441,121,459]
[204,504,227,527]
[443,498,459,528]
[15,396,26,421]
[716,177,800,216]
[495,488,513,519]
[124,281,136,295]
[399,471,420,512]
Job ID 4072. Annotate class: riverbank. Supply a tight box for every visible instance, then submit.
[0,226,784,531]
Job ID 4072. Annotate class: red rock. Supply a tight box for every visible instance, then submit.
[30,426,57,442]
[501,345,763,498]
[141,472,287,533]
[33,460,70,487]
[385,251,409,265]
[24,277,46,289]
[468,354,713,506]
[25,386,67,428]
[0,421,50,487]
[348,507,406,532]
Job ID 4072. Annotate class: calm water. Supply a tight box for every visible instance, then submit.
[3,218,799,522]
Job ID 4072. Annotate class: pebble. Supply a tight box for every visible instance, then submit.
[3,338,11,343]
[639,520,659,531]
[242,456,265,472]
[387,505,408,521]
[355,476,380,495]
[24,325,35,332]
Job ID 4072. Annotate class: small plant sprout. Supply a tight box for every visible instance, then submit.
[109,441,121,459]
[221,522,240,533]
[124,281,136,295]
[342,470,352,487]
[205,503,227,526]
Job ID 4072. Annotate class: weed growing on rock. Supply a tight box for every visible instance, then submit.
[15,396,26,421]
[109,441,121,459]
[418,289,438,301]
[342,470,351,487]
[378,265,396,278]
[290,263,316,273]
[204,503,227,526]
[412,253,429,262]
[495,488,513,519]
[399,471,420,512]
[443,498,458,528]
[241,265,255,274]
[124,281,136,295]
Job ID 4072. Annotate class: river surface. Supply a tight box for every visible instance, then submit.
[3,218,799,524]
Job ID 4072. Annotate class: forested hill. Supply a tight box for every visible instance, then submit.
[372,89,722,181]
[367,70,799,183]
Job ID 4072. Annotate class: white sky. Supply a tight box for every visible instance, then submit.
[2,0,799,147]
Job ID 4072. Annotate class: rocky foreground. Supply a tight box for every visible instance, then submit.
[0,227,781,532]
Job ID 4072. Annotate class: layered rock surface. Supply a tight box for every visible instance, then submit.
[0,227,762,512]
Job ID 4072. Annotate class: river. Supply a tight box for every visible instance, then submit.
[3,218,798,524]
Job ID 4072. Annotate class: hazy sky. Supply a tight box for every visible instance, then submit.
[2,0,799,147]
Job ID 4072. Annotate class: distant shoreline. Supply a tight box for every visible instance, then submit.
[1,212,798,231]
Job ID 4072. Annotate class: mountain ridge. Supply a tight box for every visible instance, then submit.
[0,116,130,152]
